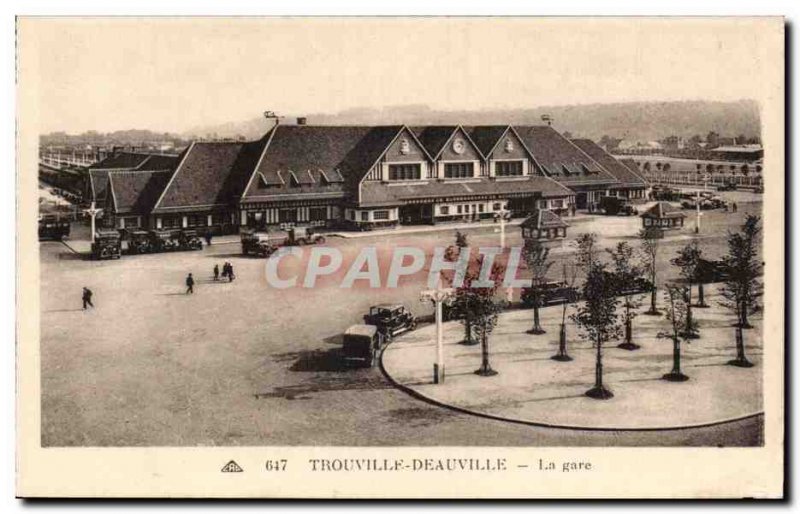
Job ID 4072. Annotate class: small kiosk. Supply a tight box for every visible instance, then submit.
[520,209,569,244]
[640,202,686,231]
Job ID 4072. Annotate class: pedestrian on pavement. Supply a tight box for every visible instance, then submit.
[205,230,213,246]
[186,273,195,294]
[732,202,738,213]
[82,287,94,310]
[571,204,577,217]
[213,264,220,281]
[228,263,235,282]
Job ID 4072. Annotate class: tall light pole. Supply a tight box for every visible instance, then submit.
[694,174,709,234]
[420,278,455,384]
[495,205,510,249]
[84,201,101,243]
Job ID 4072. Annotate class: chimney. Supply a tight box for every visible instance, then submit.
[297,117,307,126]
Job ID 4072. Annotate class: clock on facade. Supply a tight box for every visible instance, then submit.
[399,139,411,155]
[452,138,466,154]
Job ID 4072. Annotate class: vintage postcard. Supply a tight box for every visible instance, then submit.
[16,17,784,498]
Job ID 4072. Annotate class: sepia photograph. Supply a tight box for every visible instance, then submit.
[16,16,785,498]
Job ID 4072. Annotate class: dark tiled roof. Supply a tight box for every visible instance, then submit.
[411,126,458,158]
[108,170,173,214]
[154,142,246,211]
[137,153,180,171]
[520,209,569,229]
[513,126,618,185]
[359,176,573,207]
[464,126,510,156]
[619,158,642,175]
[570,139,647,187]
[242,125,402,201]
[88,169,112,201]
[641,201,686,219]
[89,152,151,170]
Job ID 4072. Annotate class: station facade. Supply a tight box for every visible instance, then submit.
[97,122,648,233]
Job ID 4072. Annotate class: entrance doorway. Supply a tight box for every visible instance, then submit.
[399,204,433,225]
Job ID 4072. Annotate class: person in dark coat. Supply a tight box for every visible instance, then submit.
[213,264,220,281]
[186,273,195,294]
[205,230,213,246]
[227,263,235,282]
[82,287,94,310]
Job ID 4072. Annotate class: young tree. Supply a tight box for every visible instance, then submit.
[693,258,716,308]
[671,241,702,339]
[464,256,507,377]
[571,262,621,400]
[444,232,475,345]
[658,285,692,382]
[572,232,598,272]
[607,242,645,350]
[639,227,662,315]
[523,238,554,335]
[720,215,763,368]
[552,261,579,362]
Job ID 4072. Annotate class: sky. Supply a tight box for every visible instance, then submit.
[19,17,780,135]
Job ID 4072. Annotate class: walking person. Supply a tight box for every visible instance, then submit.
[732,202,738,213]
[213,264,220,282]
[205,230,213,246]
[82,287,94,310]
[186,273,195,294]
[227,263,235,282]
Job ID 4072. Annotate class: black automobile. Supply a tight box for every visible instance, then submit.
[341,324,384,368]
[363,304,417,339]
[38,214,71,241]
[521,281,579,308]
[125,230,151,254]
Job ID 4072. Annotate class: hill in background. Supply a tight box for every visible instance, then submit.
[184,99,760,143]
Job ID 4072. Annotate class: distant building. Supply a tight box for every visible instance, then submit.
[710,145,764,162]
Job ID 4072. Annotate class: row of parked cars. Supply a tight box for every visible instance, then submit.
[90,229,205,260]
[241,226,327,257]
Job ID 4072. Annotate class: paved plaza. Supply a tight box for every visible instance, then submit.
[39,194,764,446]
[382,284,762,430]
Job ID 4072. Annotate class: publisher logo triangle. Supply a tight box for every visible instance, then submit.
[221,460,244,473]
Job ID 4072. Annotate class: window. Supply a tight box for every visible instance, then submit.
[373,210,389,221]
[187,215,205,227]
[444,162,474,179]
[163,216,181,229]
[310,207,327,221]
[552,199,564,208]
[493,203,501,211]
[279,209,297,223]
[440,206,450,215]
[495,161,524,176]
[388,163,421,181]
[123,216,140,228]
[360,211,369,222]
[478,204,484,213]
[457,205,463,214]
[211,212,226,225]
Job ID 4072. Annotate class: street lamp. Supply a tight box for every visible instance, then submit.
[420,278,455,384]
[494,205,510,249]
[694,174,709,234]
[84,201,102,243]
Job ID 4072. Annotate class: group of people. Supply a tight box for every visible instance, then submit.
[213,261,236,282]
[724,202,739,212]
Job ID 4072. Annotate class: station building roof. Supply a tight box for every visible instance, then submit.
[570,139,647,188]
[107,170,173,215]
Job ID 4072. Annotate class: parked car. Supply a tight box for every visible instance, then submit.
[284,226,326,246]
[38,214,71,241]
[717,182,738,191]
[147,230,179,252]
[521,281,579,308]
[241,231,278,257]
[175,229,203,251]
[341,324,384,367]
[363,304,417,339]
[90,229,122,260]
[125,230,151,254]
[599,196,638,216]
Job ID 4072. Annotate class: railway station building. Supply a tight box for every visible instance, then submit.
[97,122,649,233]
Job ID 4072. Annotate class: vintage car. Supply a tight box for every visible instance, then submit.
[175,229,203,251]
[363,304,417,339]
[38,214,71,241]
[521,281,579,308]
[147,230,180,252]
[717,182,738,192]
[125,229,151,254]
[90,229,122,260]
[241,231,278,257]
[284,226,326,246]
[599,196,638,216]
[651,186,682,202]
[341,324,384,368]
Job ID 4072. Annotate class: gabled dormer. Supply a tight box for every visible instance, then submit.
[367,126,433,182]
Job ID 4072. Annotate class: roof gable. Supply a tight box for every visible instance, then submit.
[437,126,483,161]
[89,152,151,170]
[108,170,173,214]
[411,126,459,158]
[153,141,246,211]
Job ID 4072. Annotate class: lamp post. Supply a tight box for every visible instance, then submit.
[84,201,101,243]
[495,205,510,249]
[420,279,455,384]
[694,174,709,234]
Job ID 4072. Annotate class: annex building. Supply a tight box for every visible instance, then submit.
[94,122,648,233]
